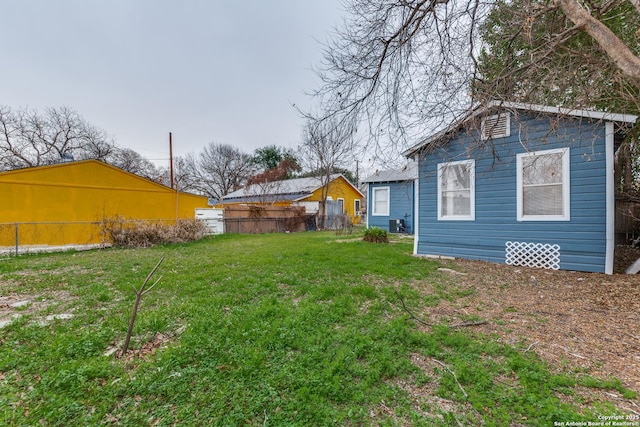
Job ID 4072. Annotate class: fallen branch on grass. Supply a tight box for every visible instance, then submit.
[524,341,538,353]
[394,290,487,328]
[394,290,431,326]
[433,359,468,399]
[552,344,586,359]
[449,320,488,328]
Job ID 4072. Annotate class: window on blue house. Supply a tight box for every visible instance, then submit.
[517,148,570,221]
[372,187,390,216]
[438,160,475,220]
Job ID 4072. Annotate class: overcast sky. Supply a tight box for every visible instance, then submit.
[1,1,346,167]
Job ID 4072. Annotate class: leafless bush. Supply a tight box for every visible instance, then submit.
[333,215,354,236]
[100,216,207,248]
[248,205,266,218]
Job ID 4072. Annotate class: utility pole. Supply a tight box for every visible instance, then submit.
[169,132,174,189]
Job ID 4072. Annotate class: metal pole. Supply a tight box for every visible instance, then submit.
[14,223,18,256]
[169,132,174,189]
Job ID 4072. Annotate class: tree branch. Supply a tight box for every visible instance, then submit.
[628,0,640,15]
[433,359,468,399]
[555,0,640,84]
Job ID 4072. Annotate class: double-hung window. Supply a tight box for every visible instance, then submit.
[516,148,570,221]
[437,159,475,220]
[372,187,390,216]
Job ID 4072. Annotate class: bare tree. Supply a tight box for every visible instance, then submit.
[172,153,204,194]
[311,0,640,158]
[199,143,254,199]
[77,125,116,161]
[244,157,302,204]
[108,147,161,181]
[244,173,287,205]
[310,0,485,156]
[174,143,254,200]
[299,117,355,227]
[0,105,116,171]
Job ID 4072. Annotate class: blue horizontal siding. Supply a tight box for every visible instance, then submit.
[367,181,415,233]
[416,112,610,273]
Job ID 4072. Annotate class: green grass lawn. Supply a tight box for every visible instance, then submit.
[0,231,632,426]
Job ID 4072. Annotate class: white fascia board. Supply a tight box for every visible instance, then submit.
[605,122,615,275]
[403,101,637,158]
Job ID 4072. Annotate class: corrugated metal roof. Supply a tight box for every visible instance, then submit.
[219,193,309,204]
[223,174,341,200]
[361,162,418,183]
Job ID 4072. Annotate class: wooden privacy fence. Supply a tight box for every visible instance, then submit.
[615,197,640,244]
[223,205,307,234]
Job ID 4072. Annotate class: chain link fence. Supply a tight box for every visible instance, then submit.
[0,221,107,256]
[0,219,181,256]
[0,214,359,256]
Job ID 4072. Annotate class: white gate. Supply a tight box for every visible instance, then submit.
[195,208,224,235]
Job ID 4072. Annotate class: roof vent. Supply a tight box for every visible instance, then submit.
[481,113,510,140]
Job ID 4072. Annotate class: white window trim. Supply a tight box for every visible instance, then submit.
[354,199,361,215]
[437,159,475,221]
[371,186,390,216]
[516,147,570,222]
[337,197,345,213]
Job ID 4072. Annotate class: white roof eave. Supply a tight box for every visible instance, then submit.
[403,101,638,159]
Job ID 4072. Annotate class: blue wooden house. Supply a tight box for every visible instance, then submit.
[404,101,637,274]
[362,162,417,234]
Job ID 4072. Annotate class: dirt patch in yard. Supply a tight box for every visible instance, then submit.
[407,248,640,413]
[0,291,76,328]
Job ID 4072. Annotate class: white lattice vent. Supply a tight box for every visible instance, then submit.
[505,241,560,270]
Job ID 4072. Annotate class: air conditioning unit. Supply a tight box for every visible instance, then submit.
[389,219,405,233]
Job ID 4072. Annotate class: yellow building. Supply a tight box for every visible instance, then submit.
[221,174,364,224]
[0,160,210,246]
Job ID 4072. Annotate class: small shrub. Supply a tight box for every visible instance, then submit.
[100,216,207,248]
[363,227,388,243]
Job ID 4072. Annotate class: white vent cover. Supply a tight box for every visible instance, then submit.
[482,113,510,140]
[505,241,560,270]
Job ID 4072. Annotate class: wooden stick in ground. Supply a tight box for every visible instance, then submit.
[122,256,165,355]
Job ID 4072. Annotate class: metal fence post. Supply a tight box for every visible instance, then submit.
[15,223,19,256]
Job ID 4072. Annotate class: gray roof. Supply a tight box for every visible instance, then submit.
[404,100,638,158]
[221,193,309,204]
[362,162,418,183]
[223,174,359,201]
